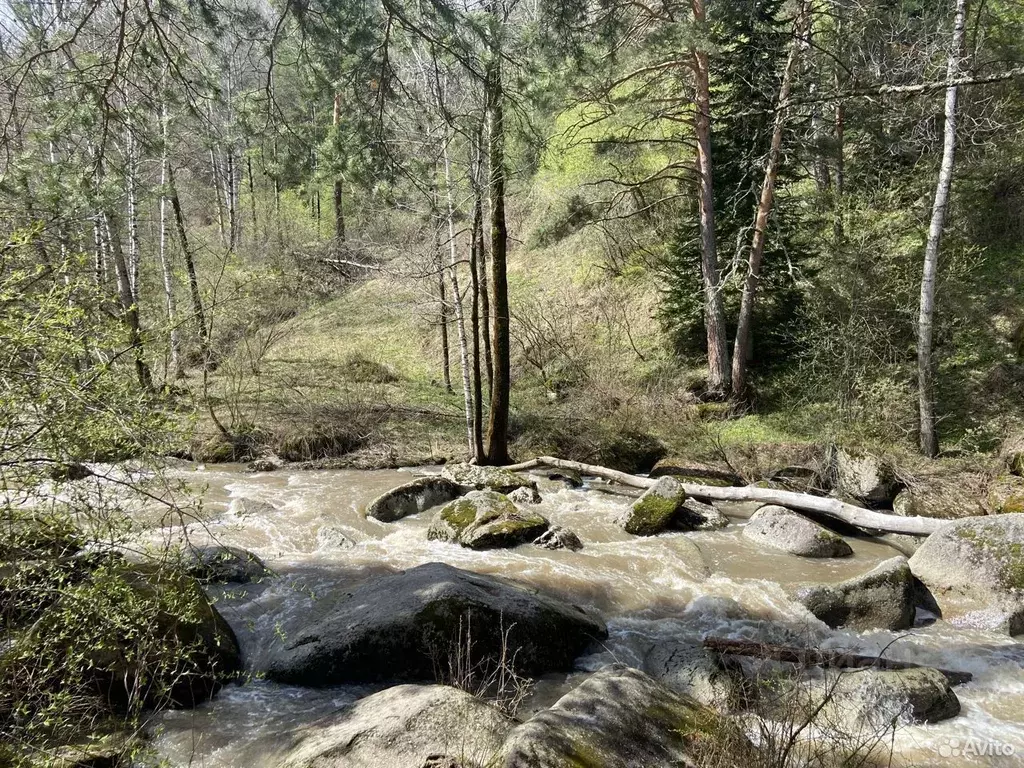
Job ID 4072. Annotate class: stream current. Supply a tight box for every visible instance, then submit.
[144,464,1024,767]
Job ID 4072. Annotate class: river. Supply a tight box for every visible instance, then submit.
[143,464,1024,767]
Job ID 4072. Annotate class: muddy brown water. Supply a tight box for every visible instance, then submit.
[141,465,1024,767]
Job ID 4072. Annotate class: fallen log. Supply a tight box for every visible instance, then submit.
[503,456,943,536]
[703,637,971,686]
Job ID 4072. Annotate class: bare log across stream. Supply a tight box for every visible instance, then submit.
[703,637,972,685]
[503,456,943,536]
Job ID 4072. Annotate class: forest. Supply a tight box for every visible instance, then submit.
[3,0,1024,766]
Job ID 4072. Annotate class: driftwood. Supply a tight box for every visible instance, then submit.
[503,456,943,536]
[703,637,971,686]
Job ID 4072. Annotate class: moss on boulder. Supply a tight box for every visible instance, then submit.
[428,490,550,550]
[617,477,686,536]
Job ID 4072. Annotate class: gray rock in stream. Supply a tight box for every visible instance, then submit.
[498,665,753,767]
[441,463,538,495]
[909,513,1024,634]
[828,667,961,726]
[428,490,550,550]
[671,498,730,531]
[365,476,461,522]
[743,505,853,558]
[278,684,514,768]
[616,477,686,536]
[533,525,584,551]
[264,562,607,686]
[795,556,916,630]
[643,642,747,710]
[183,545,270,584]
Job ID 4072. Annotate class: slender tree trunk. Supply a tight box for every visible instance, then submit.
[471,121,493,403]
[484,49,511,465]
[125,126,141,303]
[470,181,486,462]
[433,201,453,392]
[442,142,475,456]
[210,145,227,245]
[692,0,730,398]
[107,209,153,390]
[247,154,258,241]
[226,147,237,248]
[333,93,347,242]
[168,165,210,354]
[731,0,811,398]
[92,218,104,285]
[918,0,968,458]
[159,103,181,380]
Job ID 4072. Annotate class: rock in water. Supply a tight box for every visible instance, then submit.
[428,490,550,550]
[441,463,538,495]
[365,476,461,522]
[830,667,961,726]
[264,562,607,686]
[909,513,1024,634]
[508,485,543,504]
[672,498,729,531]
[278,685,514,768]
[795,556,916,630]
[826,446,902,506]
[643,642,746,710]
[617,477,686,536]
[742,505,853,558]
[183,545,270,584]
[498,665,751,767]
[533,526,584,551]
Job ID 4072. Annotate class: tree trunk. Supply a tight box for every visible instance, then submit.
[918,0,968,458]
[247,154,258,240]
[159,102,181,380]
[210,145,227,246]
[168,165,209,354]
[731,0,811,398]
[106,210,153,390]
[333,93,346,242]
[125,126,141,303]
[469,184,486,463]
[703,638,971,685]
[691,0,730,398]
[433,200,453,393]
[484,50,511,465]
[226,147,238,248]
[443,142,475,456]
[501,456,944,535]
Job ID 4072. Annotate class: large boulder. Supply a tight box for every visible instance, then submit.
[183,545,269,584]
[1001,433,1024,477]
[441,463,537,495]
[742,505,853,558]
[829,667,961,726]
[892,473,987,520]
[643,642,746,710]
[909,514,1024,634]
[617,477,686,536]
[794,556,916,630]
[30,567,240,712]
[826,446,902,506]
[499,665,751,767]
[428,490,550,550]
[987,474,1024,514]
[265,563,607,686]
[671,498,729,531]
[365,476,461,522]
[279,684,514,768]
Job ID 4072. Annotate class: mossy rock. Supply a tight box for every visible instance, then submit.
[909,513,1024,634]
[498,665,753,767]
[617,477,686,536]
[742,505,853,558]
[987,475,1024,514]
[428,490,550,550]
[441,463,537,494]
[365,476,461,522]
